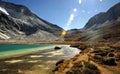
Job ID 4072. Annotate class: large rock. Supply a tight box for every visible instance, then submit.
[108,53,114,57]
[54,46,61,50]
[103,57,116,65]
[55,59,64,66]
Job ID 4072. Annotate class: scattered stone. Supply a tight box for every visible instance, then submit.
[72,70,81,74]
[108,53,114,57]
[103,57,116,65]
[86,62,98,70]
[91,49,103,53]
[73,62,83,68]
[95,52,108,56]
[93,55,103,61]
[83,68,100,74]
[56,59,65,66]
[66,71,73,74]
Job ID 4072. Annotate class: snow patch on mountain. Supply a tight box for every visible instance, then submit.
[0,6,9,15]
[0,32,10,39]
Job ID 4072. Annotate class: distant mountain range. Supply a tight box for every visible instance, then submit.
[65,2,120,42]
[0,1,63,42]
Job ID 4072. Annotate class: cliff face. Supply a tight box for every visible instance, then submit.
[0,1,63,41]
[65,2,120,42]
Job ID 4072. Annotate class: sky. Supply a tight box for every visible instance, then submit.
[3,0,120,30]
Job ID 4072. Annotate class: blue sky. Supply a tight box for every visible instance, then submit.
[3,0,120,30]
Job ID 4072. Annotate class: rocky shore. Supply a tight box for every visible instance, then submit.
[53,42,120,74]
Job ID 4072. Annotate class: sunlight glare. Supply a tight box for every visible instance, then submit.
[70,14,74,21]
[73,8,77,12]
[100,0,102,2]
[79,0,82,4]
[61,30,67,37]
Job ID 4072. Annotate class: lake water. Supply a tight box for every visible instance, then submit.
[0,44,55,58]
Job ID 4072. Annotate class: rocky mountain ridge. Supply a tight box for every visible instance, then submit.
[0,1,63,41]
[65,2,120,42]
[84,2,120,30]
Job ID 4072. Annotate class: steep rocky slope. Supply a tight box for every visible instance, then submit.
[0,1,63,41]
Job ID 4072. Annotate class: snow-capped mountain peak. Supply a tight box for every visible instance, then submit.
[0,6,9,15]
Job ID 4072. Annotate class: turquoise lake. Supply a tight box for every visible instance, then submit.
[0,44,55,58]
[0,44,52,52]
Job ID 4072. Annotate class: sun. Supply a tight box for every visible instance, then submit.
[61,30,67,37]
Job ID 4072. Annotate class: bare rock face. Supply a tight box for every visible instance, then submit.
[0,1,63,41]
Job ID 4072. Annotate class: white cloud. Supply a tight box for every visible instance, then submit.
[79,0,82,4]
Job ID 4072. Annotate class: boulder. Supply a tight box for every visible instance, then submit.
[108,53,114,57]
[72,70,81,74]
[66,71,73,74]
[92,49,103,53]
[103,57,116,65]
[54,46,61,50]
[56,59,65,66]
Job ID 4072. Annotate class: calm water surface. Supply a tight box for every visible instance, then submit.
[0,44,54,57]
[0,44,52,52]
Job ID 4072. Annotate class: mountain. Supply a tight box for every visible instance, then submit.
[84,2,120,30]
[65,29,84,41]
[65,2,120,42]
[0,1,63,41]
